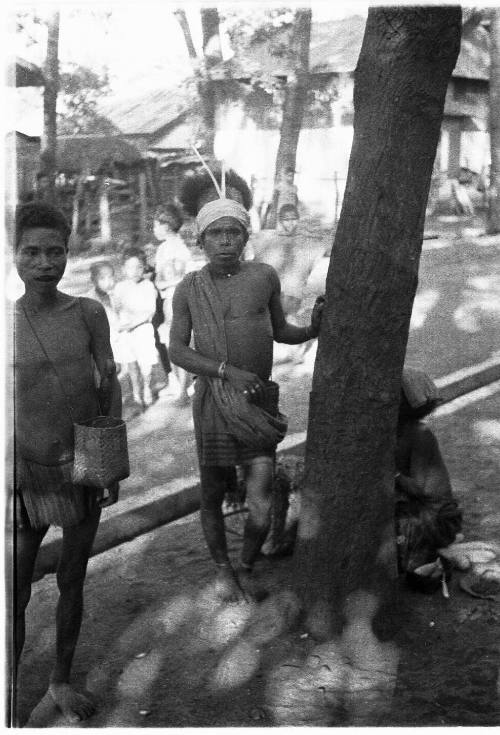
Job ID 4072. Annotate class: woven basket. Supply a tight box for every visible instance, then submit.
[72,416,130,489]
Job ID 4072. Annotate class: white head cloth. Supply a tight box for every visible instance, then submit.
[196,198,250,237]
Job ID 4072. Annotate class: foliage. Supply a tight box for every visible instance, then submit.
[57,63,117,135]
[220,5,294,50]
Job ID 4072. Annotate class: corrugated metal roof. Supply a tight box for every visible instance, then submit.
[215,14,490,80]
[98,84,196,136]
[149,116,201,150]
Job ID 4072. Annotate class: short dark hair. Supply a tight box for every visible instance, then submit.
[278,204,299,220]
[89,260,114,283]
[15,202,71,250]
[122,247,146,265]
[155,202,183,233]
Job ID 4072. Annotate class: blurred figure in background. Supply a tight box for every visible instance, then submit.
[87,261,122,374]
[154,203,192,404]
[114,248,157,409]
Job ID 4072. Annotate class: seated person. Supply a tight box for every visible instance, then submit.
[395,369,462,578]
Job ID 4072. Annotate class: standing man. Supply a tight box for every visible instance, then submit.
[10,202,122,723]
[169,198,324,602]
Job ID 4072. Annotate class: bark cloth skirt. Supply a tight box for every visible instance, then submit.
[15,457,101,530]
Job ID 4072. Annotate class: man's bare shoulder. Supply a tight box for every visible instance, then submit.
[241,260,278,278]
[79,295,107,320]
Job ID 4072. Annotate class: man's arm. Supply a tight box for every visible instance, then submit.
[81,298,122,418]
[270,289,325,344]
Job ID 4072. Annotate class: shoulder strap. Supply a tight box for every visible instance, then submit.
[20,304,75,423]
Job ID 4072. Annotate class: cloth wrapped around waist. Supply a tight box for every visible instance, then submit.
[193,378,288,466]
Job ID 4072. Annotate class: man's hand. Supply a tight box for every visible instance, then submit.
[309,295,325,338]
[99,481,120,508]
[224,365,266,403]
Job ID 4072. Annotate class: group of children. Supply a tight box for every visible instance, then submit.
[87,203,193,409]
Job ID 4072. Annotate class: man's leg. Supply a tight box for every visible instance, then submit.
[240,456,274,569]
[48,507,100,722]
[237,456,274,600]
[15,522,48,666]
[200,465,245,602]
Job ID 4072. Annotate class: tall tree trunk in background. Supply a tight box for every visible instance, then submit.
[39,11,60,204]
[293,6,462,642]
[198,7,221,155]
[174,7,220,155]
[266,8,311,228]
[487,8,500,234]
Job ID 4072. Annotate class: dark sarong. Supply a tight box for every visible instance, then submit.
[193,378,280,466]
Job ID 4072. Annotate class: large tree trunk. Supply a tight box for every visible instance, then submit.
[174,7,219,155]
[293,6,462,642]
[487,9,500,234]
[39,11,60,204]
[266,8,311,228]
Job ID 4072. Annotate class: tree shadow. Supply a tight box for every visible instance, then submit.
[16,503,499,727]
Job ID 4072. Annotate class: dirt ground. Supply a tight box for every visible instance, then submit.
[15,389,500,728]
[11,215,500,727]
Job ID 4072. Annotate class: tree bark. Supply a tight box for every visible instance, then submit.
[174,7,219,154]
[293,6,462,641]
[39,11,60,204]
[487,9,500,234]
[266,8,311,228]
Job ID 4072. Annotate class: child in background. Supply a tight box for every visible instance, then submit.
[87,261,122,373]
[114,248,158,409]
[142,240,171,389]
[154,203,192,404]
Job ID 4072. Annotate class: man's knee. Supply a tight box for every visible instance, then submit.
[200,466,232,508]
[57,513,99,590]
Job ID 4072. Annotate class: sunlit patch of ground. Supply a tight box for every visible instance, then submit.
[454,274,500,333]
[410,288,440,329]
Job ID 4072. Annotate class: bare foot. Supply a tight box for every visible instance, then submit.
[215,564,248,603]
[48,682,95,723]
[237,566,269,602]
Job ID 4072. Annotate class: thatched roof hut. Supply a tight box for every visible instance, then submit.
[56,135,144,175]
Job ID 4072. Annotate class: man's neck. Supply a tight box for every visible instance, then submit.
[22,288,62,311]
[207,261,242,278]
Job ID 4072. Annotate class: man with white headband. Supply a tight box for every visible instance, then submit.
[169,196,325,602]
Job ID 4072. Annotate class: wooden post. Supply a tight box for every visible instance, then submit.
[138,171,148,246]
[70,174,84,248]
[99,177,111,243]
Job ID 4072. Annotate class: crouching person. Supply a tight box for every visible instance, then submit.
[11,202,122,723]
[169,197,324,602]
[395,369,462,588]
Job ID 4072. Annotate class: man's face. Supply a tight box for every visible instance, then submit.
[15,227,67,294]
[198,187,244,212]
[201,216,247,267]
